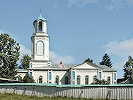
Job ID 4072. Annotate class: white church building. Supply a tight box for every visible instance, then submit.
[17,14,117,85]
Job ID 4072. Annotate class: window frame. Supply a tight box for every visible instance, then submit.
[93,75,97,82]
[77,75,81,84]
[65,76,69,84]
[55,75,59,85]
[39,76,43,83]
[85,75,89,84]
[30,72,32,77]
[107,76,111,84]
[99,72,102,80]
[72,71,75,80]
[49,72,51,80]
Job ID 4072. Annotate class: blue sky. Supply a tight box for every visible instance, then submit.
[1,0,133,78]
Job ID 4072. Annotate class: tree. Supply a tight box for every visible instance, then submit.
[123,56,133,83]
[20,54,31,69]
[91,79,109,85]
[23,73,35,83]
[100,53,112,68]
[84,58,93,63]
[0,33,20,79]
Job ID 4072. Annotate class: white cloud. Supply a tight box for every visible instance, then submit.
[50,51,75,64]
[19,44,31,58]
[106,0,123,11]
[105,38,133,57]
[68,0,98,6]
[105,0,133,11]
[67,0,133,10]
[106,5,117,11]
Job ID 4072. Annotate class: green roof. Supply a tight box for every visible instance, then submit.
[0,83,133,87]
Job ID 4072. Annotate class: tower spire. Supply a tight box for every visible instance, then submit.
[40,9,42,16]
[37,9,46,21]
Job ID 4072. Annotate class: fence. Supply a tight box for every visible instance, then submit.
[0,83,133,99]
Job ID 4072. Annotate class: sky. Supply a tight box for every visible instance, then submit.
[0,0,133,79]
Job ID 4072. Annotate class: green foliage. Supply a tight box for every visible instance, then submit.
[0,33,20,79]
[23,73,35,83]
[91,79,109,85]
[20,54,31,69]
[100,53,112,68]
[84,58,93,63]
[123,56,133,83]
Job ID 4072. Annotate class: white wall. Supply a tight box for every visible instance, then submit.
[32,70,48,83]
[75,70,98,84]
[52,71,69,85]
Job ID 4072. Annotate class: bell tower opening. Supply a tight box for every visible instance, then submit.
[39,21,42,31]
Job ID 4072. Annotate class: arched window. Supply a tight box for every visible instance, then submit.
[77,75,80,84]
[39,21,42,31]
[93,75,97,82]
[39,76,43,83]
[107,76,111,84]
[18,76,22,81]
[85,75,89,84]
[65,76,68,84]
[55,76,59,85]
[36,40,45,55]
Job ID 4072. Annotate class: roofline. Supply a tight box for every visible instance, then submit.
[71,62,102,69]
[28,68,69,71]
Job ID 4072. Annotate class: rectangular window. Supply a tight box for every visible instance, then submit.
[49,72,51,80]
[30,72,32,77]
[114,73,116,80]
[31,63,32,68]
[99,72,101,80]
[72,71,75,80]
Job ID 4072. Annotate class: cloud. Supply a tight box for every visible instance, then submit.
[105,38,133,57]
[19,44,31,58]
[50,51,75,64]
[67,0,133,10]
[105,0,123,11]
[106,4,119,11]
[68,0,98,7]
[104,38,133,78]
[105,0,133,11]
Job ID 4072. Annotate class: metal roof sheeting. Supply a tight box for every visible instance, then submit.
[0,83,133,87]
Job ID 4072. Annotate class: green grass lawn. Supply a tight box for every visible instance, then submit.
[0,93,117,100]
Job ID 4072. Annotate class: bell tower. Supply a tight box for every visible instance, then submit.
[29,13,51,68]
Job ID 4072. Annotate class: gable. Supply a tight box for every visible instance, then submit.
[72,62,101,69]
